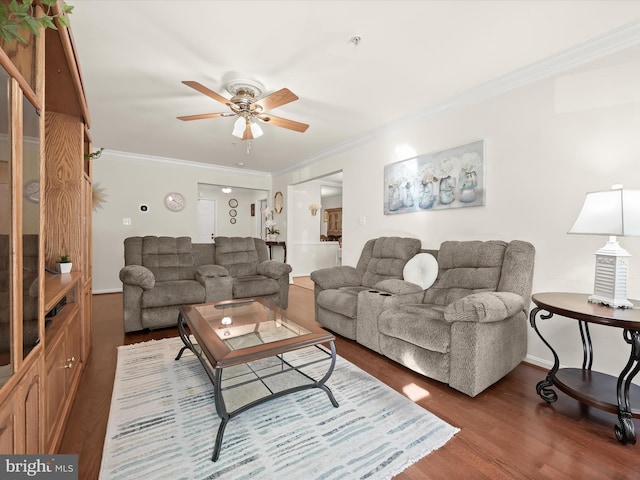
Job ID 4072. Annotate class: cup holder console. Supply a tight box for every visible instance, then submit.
[366,289,392,296]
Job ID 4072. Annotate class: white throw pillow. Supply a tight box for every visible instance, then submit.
[402,253,438,290]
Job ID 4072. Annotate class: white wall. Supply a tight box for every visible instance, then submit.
[273,43,640,380]
[92,152,270,292]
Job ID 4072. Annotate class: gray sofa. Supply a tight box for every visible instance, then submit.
[311,238,535,397]
[119,236,292,332]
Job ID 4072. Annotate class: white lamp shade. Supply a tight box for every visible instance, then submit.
[232,117,245,138]
[250,121,263,138]
[568,188,640,236]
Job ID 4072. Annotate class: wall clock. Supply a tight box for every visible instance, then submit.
[24,180,39,203]
[228,198,238,208]
[164,192,186,212]
[229,209,237,217]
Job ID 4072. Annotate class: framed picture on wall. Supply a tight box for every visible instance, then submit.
[384,139,485,215]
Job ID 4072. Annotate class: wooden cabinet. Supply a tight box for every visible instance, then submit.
[44,334,66,445]
[0,5,91,456]
[0,389,18,453]
[326,208,342,238]
[44,298,82,450]
[44,273,83,451]
[22,361,42,454]
[0,356,44,454]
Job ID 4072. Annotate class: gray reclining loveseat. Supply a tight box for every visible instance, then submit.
[312,238,535,397]
[119,236,292,332]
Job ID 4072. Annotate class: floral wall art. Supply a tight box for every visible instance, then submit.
[384,140,485,214]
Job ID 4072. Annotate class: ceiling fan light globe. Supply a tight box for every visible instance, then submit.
[232,117,245,138]
[250,121,264,138]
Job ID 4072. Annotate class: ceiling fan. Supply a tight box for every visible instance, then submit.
[177,79,309,140]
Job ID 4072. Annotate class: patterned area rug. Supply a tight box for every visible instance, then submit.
[99,337,459,480]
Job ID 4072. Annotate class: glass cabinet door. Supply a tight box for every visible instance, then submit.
[22,95,40,359]
[0,68,12,386]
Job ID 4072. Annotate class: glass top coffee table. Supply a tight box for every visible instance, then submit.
[175,297,339,461]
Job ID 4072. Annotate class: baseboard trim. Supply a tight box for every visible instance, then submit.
[93,288,123,294]
[524,354,554,370]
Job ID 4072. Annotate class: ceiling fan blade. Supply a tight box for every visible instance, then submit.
[253,88,298,111]
[177,112,231,121]
[182,81,230,106]
[257,114,309,133]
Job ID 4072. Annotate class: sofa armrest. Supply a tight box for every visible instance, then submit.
[196,264,229,278]
[310,266,361,290]
[373,279,423,295]
[257,260,292,279]
[444,291,525,323]
[119,265,155,290]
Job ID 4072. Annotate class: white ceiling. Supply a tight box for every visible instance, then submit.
[68,1,640,175]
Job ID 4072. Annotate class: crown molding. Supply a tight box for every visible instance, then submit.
[274,20,640,178]
[106,149,271,178]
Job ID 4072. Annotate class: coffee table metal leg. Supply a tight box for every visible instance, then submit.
[212,418,228,462]
[317,341,339,408]
[212,368,230,461]
[175,313,193,360]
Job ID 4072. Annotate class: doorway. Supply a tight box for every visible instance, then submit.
[197,198,216,243]
[197,183,269,240]
[286,171,343,278]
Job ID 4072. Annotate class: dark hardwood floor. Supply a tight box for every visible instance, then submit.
[59,286,640,479]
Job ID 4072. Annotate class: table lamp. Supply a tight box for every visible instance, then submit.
[568,185,640,308]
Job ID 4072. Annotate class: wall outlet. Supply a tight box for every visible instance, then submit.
[122,218,131,225]
[359,216,366,225]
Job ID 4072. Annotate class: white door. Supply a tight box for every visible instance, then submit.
[197,198,216,243]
